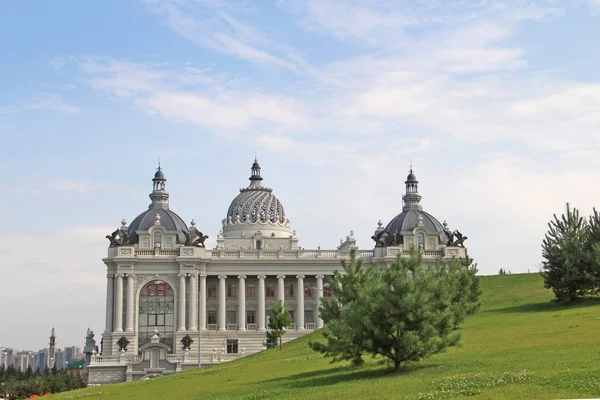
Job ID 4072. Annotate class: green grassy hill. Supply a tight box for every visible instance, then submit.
[54,274,600,400]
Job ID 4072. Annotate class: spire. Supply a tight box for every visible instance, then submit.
[402,166,422,211]
[248,158,264,189]
[149,163,169,210]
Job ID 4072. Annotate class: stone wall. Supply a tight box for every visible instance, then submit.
[87,365,127,386]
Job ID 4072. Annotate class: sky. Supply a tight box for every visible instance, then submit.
[1,0,600,350]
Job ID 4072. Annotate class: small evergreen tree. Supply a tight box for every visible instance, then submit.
[309,249,371,366]
[267,301,293,349]
[541,203,592,301]
[310,249,475,372]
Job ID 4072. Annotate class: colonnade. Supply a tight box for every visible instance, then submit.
[104,273,326,334]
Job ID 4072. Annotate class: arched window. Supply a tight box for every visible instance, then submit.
[208,284,216,298]
[227,282,236,298]
[417,233,425,249]
[304,282,313,298]
[138,280,174,349]
[246,283,255,299]
[285,282,294,298]
[153,232,162,249]
[266,282,275,297]
[323,283,333,298]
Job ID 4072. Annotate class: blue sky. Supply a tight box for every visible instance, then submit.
[2,0,600,349]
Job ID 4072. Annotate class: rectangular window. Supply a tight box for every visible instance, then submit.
[226,340,238,354]
[266,284,275,297]
[226,311,237,324]
[157,314,165,326]
[305,310,314,324]
[246,311,255,324]
[207,311,217,325]
[247,285,255,299]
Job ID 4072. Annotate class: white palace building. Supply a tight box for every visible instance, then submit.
[87,160,468,385]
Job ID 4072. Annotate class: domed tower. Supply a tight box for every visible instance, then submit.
[126,165,189,248]
[373,167,450,249]
[219,159,295,250]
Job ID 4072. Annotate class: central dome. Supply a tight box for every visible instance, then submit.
[222,160,290,238]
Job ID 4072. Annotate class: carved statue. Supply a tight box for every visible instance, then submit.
[371,230,389,247]
[117,336,130,352]
[444,228,455,246]
[181,335,194,350]
[181,229,193,246]
[193,231,209,247]
[106,229,122,247]
[106,227,129,247]
[452,230,468,248]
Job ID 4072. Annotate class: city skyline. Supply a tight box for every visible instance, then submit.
[2,0,600,349]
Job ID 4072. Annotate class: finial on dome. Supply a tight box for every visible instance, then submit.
[443,220,448,228]
[377,219,383,227]
[418,214,424,226]
[154,213,161,226]
[248,158,264,189]
[191,219,196,227]
[121,219,127,228]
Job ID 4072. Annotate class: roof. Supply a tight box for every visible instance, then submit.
[383,209,448,245]
[128,208,188,244]
[66,359,85,369]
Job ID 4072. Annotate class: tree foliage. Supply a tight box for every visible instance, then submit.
[0,366,86,399]
[267,300,293,349]
[309,248,481,372]
[541,203,600,302]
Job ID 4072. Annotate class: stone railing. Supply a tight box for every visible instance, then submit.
[246,324,258,331]
[207,324,218,331]
[305,323,316,330]
[226,324,238,331]
[89,355,140,365]
[209,249,375,260]
[109,246,377,260]
[287,323,296,330]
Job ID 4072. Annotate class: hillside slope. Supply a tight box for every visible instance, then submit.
[53,274,600,400]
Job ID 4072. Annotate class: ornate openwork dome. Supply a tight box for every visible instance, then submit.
[222,160,290,238]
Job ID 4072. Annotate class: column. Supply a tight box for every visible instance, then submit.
[114,274,124,333]
[178,274,187,332]
[297,275,305,331]
[316,275,324,329]
[189,274,198,331]
[125,274,135,332]
[105,274,114,333]
[277,275,286,304]
[218,275,227,331]
[199,273,207,331]
[257,275,266,331]
[238,275,246,331]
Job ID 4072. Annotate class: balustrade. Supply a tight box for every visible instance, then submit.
[207,324,218,331]
[305,323,316,330]
[226,324,238,331]
[246,323,258,331]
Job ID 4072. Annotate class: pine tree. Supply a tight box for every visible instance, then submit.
[266,301,293,349]
[310,248,472,372]
[309,249,371,366]
[541,203,591,301]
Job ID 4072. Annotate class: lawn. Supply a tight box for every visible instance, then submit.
[53,274,600,399]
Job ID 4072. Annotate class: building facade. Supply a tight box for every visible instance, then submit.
[88,160,468,385]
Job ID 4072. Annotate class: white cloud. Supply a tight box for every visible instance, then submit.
[0,227,110,349]
[26,93,79,113]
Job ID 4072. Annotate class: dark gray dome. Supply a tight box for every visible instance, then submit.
[153,170,165,180]
[383,209,448,245]
[128,208,188,244]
